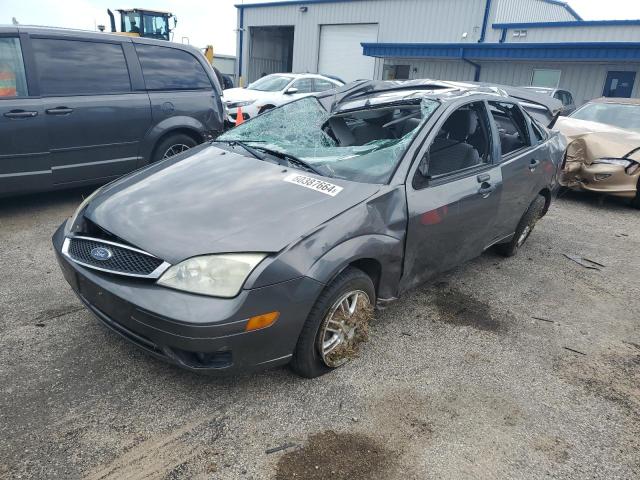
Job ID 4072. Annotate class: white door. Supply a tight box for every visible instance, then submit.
[318,24,378,82]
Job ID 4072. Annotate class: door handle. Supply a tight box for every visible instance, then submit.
[477,173,491,183]
[477,183,496,198]
[529,159,541,171]
[46,107,73,115]
[3,110,38,118]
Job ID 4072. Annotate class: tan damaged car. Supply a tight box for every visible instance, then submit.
[554,97,640,208]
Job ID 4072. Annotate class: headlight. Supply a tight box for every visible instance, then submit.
[157,253,267,297]
[227,100,255,109]
[65,187,102,235]
[593,158,631,167]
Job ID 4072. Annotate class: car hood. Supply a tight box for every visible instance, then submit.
[83,145,380,264]
[554,116,640,162]
[222,87,281,103]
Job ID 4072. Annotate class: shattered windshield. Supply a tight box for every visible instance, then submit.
[217,96,440,183]
[571,103,640,131]
[247,75,292,92]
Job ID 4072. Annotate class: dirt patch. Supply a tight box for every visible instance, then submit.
[555,348,640,416]
[432,287,502,332]
[533,435,572,464]
[274,431,395,480]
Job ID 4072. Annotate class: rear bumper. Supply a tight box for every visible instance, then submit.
[52,223,324,374]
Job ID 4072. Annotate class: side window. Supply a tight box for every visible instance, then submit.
[417,101,492,181]
[529,114,546,143]
[314,78,337,92]
[32,39,131,95]
[488,102,531,157]
[292,78,315,93]
[135,44,211,90]
[0,37,28,97]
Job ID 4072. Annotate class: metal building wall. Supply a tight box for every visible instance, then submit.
[238,0,487,79]
[385,57,640,105]
[500,25,640,43]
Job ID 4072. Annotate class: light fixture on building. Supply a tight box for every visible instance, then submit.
[462,32,468,39]
[299,6,308,12]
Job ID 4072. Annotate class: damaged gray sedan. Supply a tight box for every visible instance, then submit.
[53,80,564,378]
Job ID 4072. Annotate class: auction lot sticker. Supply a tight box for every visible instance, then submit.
[283,173,343,197]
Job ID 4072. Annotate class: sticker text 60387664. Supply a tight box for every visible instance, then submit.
[283,174,343,197]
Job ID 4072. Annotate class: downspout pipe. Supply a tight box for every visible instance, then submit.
[237,6,245,86]
[478,0,492,43]
[459,48,481,82]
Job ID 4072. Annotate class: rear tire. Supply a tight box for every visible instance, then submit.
[290,267,375,378]
[496,195,546,257]
[152,133,198,163]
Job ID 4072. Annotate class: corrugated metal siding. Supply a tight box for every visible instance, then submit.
[240,0,486,76]
[494,0,576,23]
[392,57,640,105]
[503,25,640,43]
[485,0,578,42]
[384,58,476,82]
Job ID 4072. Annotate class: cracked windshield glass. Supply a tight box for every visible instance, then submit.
[218,96,440,183]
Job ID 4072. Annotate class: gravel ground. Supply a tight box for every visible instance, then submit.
[0,188,638,480]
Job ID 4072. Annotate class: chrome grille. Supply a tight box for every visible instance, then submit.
[62,236,170,278]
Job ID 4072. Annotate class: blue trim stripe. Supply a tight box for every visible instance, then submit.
[493,19,640,29]
[361,42,640,61]
[236,0,364,8]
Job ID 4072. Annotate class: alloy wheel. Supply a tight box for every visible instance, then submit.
[317,290,372,368]
[162,143,191,159]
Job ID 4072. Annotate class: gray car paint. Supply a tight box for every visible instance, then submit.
[53,81,565,373]
[0,26,224,197]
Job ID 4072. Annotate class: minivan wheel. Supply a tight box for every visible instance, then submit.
[290,267,375,378]
[496,194,546,257]
[152,133,198,163]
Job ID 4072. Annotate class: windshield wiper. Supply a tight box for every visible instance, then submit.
[253,146,326,177]
[215,139,265,160]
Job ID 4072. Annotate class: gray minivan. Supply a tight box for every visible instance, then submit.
[0,26,224,196]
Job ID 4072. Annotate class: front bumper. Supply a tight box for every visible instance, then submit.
[52,224,324,374]
[561,161,639,199]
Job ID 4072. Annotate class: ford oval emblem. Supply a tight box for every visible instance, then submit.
[90,246,113,261]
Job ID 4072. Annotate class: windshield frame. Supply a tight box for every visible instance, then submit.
[246,75,294,92]
[570,102,640,131]
[217,95,442,185]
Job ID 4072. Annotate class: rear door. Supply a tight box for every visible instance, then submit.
[31,35,151,185]
[488,101,545,241]
[0,33,49,195]
[401,100,502,291]
[134,43,222,142]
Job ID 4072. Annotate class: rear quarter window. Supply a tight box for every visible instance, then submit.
[32,38,131,95]
[135,44,211,90]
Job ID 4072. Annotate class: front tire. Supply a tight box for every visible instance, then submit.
[152,133,198,163]
[290,267,375,378]
[631,179,640,209]
[496,195,546,257]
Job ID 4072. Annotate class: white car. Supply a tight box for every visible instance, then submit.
[222,73,344,123]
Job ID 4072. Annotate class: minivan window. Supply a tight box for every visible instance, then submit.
[135,44,211,90]
[0,38,28,97]
[32,39,131,95]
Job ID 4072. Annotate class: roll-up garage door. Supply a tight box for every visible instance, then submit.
[318,23,379,82]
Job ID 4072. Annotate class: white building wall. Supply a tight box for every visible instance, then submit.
[239,0,487,78]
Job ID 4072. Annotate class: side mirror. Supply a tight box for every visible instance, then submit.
[285,87,299,95]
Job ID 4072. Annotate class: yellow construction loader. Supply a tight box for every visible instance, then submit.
[106,8,176,41]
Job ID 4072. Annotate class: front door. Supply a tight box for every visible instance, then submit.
[0,35,49,195]
[603,71,636,98]
[30,36,151,185]
[401,101,502,292]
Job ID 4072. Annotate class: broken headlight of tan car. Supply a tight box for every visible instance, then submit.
[592,158,640,175]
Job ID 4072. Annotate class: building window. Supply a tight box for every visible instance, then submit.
[383,64,411,80]
[531,69,561,89]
